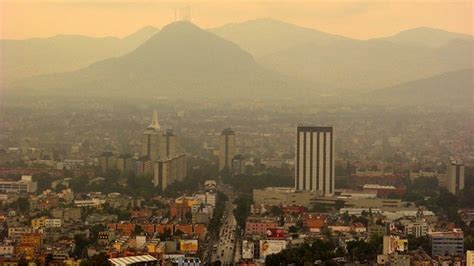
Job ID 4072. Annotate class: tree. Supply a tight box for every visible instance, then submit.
[89,224,106,244]
[233,194,252,228]
[346,235,382,263]
[289,226,299,234]
[270,206,283,216]
[18,258,28,266]
[73,234,89,258]
[321,227,333,240]
[134,225,144,235]
[174,229,184,237]
[15,197,30,213]
[80,253,110,266]
[407,235,430,252]
[334,200,345,210]
[265,239,339,265]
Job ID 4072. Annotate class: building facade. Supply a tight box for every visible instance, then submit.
[0,175,37,193]
[219,128,236,171]
[142,111,162,162]
[98,152,117,172]
[117,154,135,174]
[295,126,334,195]
[430,229,464,257]
[445,158,465,194]
[153,154,187,190]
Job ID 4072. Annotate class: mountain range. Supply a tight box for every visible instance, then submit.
[11,22,311,98]
[0,26,158,82]
[370,69,473,106]
[2,19,473,103]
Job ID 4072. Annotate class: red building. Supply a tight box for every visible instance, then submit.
[245,217,279,236]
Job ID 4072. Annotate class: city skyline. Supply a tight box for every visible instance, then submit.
[0,1,472,265]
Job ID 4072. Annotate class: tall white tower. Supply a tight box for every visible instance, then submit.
[295,126,335,195]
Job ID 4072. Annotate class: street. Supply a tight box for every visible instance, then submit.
[210,182,238,265]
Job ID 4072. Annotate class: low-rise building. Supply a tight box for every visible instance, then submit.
[430,229,464,257]
[0,175,37,193]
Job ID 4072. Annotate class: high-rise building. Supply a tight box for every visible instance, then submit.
[142,111,161,162]
[445,158,465,194]
[142,111,180,161]
[295,126,334,195]
[99,152,117,172]
[117,154,135,174]
[219,128,236,171]
[153,154,187,190]
[159,129,178,158]
[232,155,245,175]
[135,156,154,176]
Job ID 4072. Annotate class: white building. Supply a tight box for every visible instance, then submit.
[0,175,37,193]
[45,218,62,228]
[295,126,334,195]
[445,158,465,194]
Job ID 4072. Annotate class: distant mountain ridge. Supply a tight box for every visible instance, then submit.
[377,27,474,47]
[11,21,311,98]
[0,26,159,82]
[3,19,473,101]
[370,69,474,106]
[210,18,349,57]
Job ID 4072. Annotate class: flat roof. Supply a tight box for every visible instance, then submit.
[109,255,158,266]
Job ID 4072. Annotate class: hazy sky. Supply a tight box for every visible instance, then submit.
[1,0,472,40]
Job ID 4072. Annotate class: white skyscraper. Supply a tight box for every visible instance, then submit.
[446,158,465,194]
[295,126,334,195]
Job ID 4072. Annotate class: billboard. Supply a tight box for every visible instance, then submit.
[259,240,287,259]
[383,236,408,254]
[394,239,408,252]
[266,228,287,239]
[179,239,198,253]
[242,240,254,259]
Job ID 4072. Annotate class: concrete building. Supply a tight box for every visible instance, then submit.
[383,235,408,255]
[160,129,178,158]
[135,156,154,176]
[117,154,135,174]
[232,155,245,175]
[445,158,465,194]
[467,250,474,266]
[153,154,187,190]
[253,187,322,208]
[391,253,411,265]
[430,229,464,257]
[0,175,37,193]
[99,152,117,172]
[245,217,279,236]
[403,221,429,238]
[295,126,334,195]
[219,128,236,171]
[109,254,158,266]
[142,111,162,162]
[142,111,180,163]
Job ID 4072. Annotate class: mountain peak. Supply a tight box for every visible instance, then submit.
[382,26,473,47]
[210,18,348,57]
[161,20,198,31]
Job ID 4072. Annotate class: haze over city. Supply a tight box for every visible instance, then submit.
[0,1,473,265]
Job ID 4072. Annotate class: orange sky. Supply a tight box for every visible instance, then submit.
[1,0,472,40]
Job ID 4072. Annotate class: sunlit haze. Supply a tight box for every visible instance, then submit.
[1,0,473,39]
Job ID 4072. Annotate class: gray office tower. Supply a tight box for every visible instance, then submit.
[295,126,334,195]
